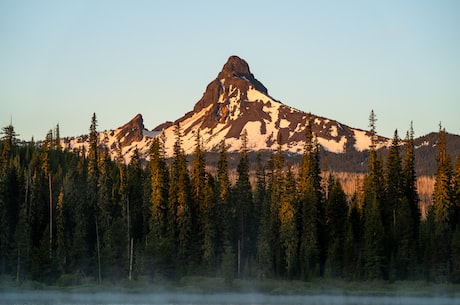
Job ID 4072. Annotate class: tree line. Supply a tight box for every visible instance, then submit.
[0,111,459,285]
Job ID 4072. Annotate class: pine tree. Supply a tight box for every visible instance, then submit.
[402,122,420,260]
[279,167,298,278]
[0,123,19,274]
[362,110,385,279]
[126,148,143,280]
[56,188,66,274]
[234,129,253,277]
[87,113,101,282]
[169,123,192,270]
[147,135,172,278]
[430,126,454,281]
[343,194,363,280]
[385,130,402,278]
[298,115,323,279]
[216,140,231,256]
[395,123,420,279]
[325,176,348,277]
[191,130,206,265]
[269,136,284,276]
[255,153,271,278]
[200,173,217,272]
[433,126,454,225]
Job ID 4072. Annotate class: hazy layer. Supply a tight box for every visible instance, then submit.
[1,292,460,305]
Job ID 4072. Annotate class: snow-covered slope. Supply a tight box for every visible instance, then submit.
[152,55,390,157]
[61,114,158,163]
[62,56,390,161]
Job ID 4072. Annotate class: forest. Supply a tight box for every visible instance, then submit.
[0,111,459,286]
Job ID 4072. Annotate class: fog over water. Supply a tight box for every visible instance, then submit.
[1,292,460,305]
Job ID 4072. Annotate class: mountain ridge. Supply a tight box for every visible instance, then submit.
[61,55,459,168]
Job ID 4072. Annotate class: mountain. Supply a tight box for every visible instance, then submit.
[61,55,459,171]
[152,55,389,157]
[61,113,158,163]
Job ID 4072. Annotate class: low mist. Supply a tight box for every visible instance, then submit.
[1,292,460,305]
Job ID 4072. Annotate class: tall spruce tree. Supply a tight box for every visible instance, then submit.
[255,153,271,278]
[362,110,385,279]
[325,176,348,277]
[279,167,298,278]
[191,130,206,265]
[146,135,172,278]
[0,123,19,274]
[169,123,192,270]
[298,115,323,279]
[216,140,231,258]
[430,126,454,281]
[269,135,284,276]
[234,129,253,277]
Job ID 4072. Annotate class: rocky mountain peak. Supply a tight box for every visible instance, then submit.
[116,113,144,147]
[192,56,268,115]
[218,55,252,79]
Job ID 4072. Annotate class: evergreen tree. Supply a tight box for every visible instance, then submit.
[325,176,348,277]
[216,140,231,257]
[200,173,217,273]
[279,167,298,278]
[147,135,172,278]
[362,110,385,279]
[268,136,284,276]
[55,188,66,274]
[234,129,253,277]
[87,113,101,282]
[385,130,402,278]
[298,116,323,279]
[255,153,271,278]
[0,123,19,274]
[191,131,206,265]
[343,194,363,280]
[430,126,454,281]
[169,123,192,271]
[402,122,421,275]
[126,148,143,279]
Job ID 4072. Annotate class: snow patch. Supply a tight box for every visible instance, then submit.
[279,119,290,129]
[415,140,429,149]
[245,121,267,150]
[330,125,338,137]
[353,130,371,151]
[318,136,347,153]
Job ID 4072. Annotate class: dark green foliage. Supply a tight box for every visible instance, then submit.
[233,129,254,277]
[325,176,348,277]
[1,114,460,285]
[298,116,323,279]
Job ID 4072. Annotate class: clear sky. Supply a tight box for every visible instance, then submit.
[1,0,459,141]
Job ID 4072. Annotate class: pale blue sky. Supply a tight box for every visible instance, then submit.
[1,0,459,140]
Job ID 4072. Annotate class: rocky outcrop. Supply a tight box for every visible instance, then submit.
[116,113,144,147]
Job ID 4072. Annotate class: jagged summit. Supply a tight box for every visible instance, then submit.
[150,55,389,156]
[217,55,268,94]
[219,55,251,78]
[116,113,145,147]
[191,56,268,115]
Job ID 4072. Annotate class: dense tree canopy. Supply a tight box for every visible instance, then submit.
[0,112,459,284]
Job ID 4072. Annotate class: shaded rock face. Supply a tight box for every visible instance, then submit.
[116,113,144,147]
